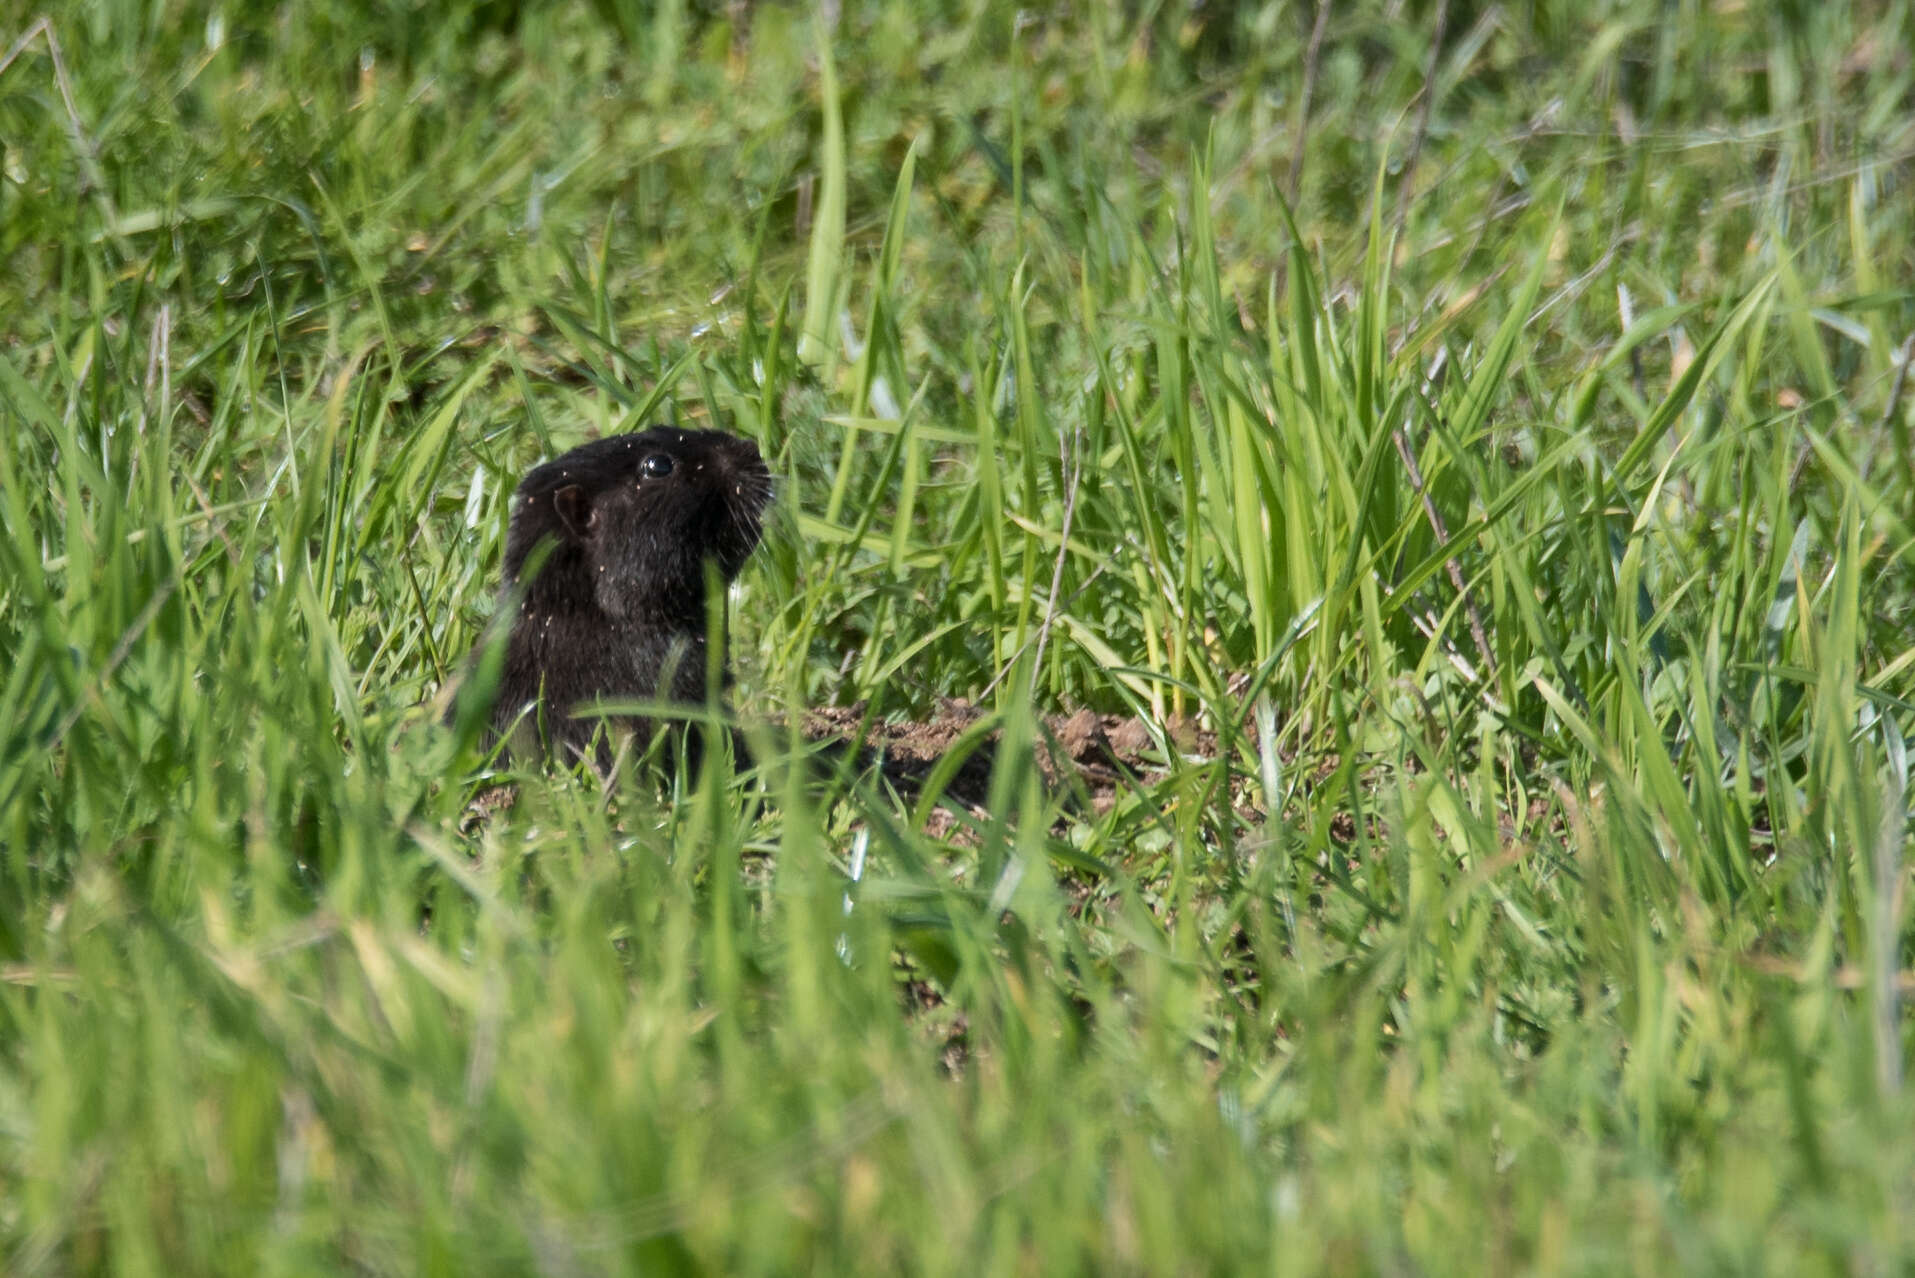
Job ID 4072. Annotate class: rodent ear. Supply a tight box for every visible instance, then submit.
[553,484,593,543]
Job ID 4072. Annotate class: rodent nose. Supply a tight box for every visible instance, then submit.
[720,438,764,471]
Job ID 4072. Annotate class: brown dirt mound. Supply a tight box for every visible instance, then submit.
[801,699,1219,810]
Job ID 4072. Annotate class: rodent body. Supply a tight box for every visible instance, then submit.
[475,427,773,763]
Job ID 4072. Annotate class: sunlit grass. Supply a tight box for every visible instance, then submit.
[3,1,1913,1272]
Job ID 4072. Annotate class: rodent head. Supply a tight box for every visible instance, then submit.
[504,428,773,625]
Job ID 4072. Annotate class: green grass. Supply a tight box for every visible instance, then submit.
[3,0,1915,1271]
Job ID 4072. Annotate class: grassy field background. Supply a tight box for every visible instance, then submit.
[4,0,1914,1271]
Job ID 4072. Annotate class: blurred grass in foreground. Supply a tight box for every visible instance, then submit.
[2,0,1914,1271]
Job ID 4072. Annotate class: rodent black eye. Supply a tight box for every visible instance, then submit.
[640,454,675,479]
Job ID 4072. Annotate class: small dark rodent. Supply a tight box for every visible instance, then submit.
[472,427,773,763]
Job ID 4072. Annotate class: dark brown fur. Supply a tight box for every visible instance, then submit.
[474,427,772,763]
